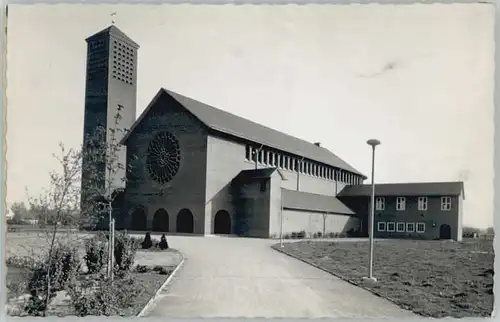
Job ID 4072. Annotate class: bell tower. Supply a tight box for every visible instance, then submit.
[81,25,139,214]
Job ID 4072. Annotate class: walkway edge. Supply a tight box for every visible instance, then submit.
[137,251,186,317]
[271,245,411,314]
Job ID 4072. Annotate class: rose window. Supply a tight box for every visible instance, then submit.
[146,131,181,184]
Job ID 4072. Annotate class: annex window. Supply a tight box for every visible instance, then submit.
[377,222,386,232]
[441,196,452,211]
[396,222,405,232]
[251,147,258,163]
[406,222,415,233]
[270,152,275,166]
[258,150,264,163]
[263,150,269,165]
[416,222,425,233]
[418,197,428,211]
[396,197,406,211]
[278,154,284,168]
[375,197,385,211]
[245,145,251,160]
[386,222,395,232]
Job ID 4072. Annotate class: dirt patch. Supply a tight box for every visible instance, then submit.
[273,239,494,318]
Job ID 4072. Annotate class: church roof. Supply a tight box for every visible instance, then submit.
[338,181,465,199]
[122,88,365,177]
[86,25,139,48]
[282,189,355,215]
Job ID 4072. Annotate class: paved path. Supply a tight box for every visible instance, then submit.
[142,236,415,318]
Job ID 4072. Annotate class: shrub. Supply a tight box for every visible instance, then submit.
[6,255,39,270]
[158,267,170,275]
[141,232,153,250]
[24,291,47,316]
[297,230,306,239]
[25,242,80,316]
[159,234,169,250]
[84,233,107,274]
[68,275,142,316]
[28,242,80,295]
[346,228,362,237]
[113,231,138,272]
[317,232,322,238]
[136,265,149,273]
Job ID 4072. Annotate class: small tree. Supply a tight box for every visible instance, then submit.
[10,201,29,224]
[25,143,83,316]
[80,105,137,279]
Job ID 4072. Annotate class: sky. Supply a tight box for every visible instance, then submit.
[6,4,494,228]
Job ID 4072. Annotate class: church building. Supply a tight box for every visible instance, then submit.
[81,25,465,241]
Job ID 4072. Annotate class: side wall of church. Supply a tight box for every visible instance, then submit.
[205,135,357,235]
[124,94,208,234]
[205,135,255,234]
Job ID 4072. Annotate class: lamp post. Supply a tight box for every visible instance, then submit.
[365,139,380,282]
[279,173,288,247]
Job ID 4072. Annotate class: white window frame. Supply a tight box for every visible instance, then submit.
[396,197,406,211]
[417,197,428,211]
[441,196,452,211]
[396,222,405,232]
[416,222,425,233]
[406,222,415,233]
[386,222,395,232]
[377,222,386,232]
[375,197,385,211]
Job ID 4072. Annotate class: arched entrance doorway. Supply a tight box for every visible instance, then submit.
[131,208,147,231]
[214,210,231,234]
[176,209,194,233]
[152,208,169,232]
[439,224,452,240]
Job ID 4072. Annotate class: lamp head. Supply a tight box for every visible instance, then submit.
[366,139,381,147]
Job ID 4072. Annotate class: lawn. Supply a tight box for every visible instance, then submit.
[273,239,494,318]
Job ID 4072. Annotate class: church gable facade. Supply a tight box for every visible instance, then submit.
[123,91,209,234]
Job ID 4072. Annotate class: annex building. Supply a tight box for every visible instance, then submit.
[81,25,465,241]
